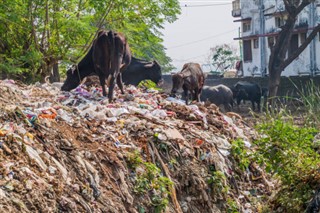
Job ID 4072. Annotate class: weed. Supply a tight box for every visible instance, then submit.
[208,171,229,199]
[230,139,251,171]
[291,79,320,125]
[127,151,173,212]
[253,113,319,212]
[226,197,239,213]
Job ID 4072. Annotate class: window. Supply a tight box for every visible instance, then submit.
[288,34,299,56]
[243,40,252,62]
[232,0,240,11]
[243,22,251,32]
[275,16,287,28]
[300,33,306,44]
[253,38,259,49]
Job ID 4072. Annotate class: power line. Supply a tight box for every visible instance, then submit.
[179,0,233,2]
[172,53,208,62]
[167,28,238,49]
[180,3,231,7]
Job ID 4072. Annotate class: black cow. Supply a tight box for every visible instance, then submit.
[261,87,268,100]
[61,30,131,102]
[233,81,262,111]
[201,85,234,111]
[122,57,162,86]
[171,63,205,105]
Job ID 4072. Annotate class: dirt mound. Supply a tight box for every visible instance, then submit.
[0,79,270,212]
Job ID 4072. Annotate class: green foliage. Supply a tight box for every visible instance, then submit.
[230,139,251,171]
[0,0,180,81]
[209,44,240,73]
[253,113,319,212]
[207,170,240,212]
[127,150,144,169]
[138,80,162,91]
[226,197,240,213]
[127,150,173,212]
[207,171,229,199]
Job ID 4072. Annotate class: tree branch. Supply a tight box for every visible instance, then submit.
[77,1,114,62]
[280,24,320,70]
[296,0,311,15]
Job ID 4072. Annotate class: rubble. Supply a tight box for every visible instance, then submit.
[0,79,270,212]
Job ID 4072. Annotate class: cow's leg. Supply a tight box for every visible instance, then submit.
[108,33,124,102]
[184,89,189,105]
[251,100,255,111]
[198,88,203,102]
[116,72,125,94]
[230,99,234,108]
[236,98,241,111]
[99,75,107,97]
[108,75,116,102]
[257,100,261,112]
[195,88,201,102]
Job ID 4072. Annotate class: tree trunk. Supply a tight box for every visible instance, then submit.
[49,60,60,82]
[268,66,281,106]
[40,67,48,83]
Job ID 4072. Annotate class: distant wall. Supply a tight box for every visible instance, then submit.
[161,75,320,97]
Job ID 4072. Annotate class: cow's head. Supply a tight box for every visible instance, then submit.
[147,60,163,86]
[61,66,81,91]
[170,73,184,97]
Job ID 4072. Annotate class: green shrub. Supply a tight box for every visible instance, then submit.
[127,151,172,212]
[253,114,319,212]
[230,139,251,171]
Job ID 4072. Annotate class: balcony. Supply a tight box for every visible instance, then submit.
[232,0,241,17]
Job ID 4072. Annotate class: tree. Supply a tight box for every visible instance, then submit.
[268,0,320,99]
[208,44,239,73]
[0,0,180,82]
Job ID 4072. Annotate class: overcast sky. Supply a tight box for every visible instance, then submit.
[162,0,240,72]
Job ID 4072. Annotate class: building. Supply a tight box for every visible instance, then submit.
[232,0,320,77]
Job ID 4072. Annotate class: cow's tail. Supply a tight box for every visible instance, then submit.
[108,30,115,62]
[106,30,116,86]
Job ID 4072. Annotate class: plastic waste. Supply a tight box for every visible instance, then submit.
[107,108,129,117]
[51,156,68,181]
[166,97,186,105]
[151,109,167,118]
[0,188,6,198]
[56,108,74,123]
[25,145,48,171]
[37,108,57,119]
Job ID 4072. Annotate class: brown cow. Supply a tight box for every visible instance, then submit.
[61,30,131,102]
[170,62,205,105]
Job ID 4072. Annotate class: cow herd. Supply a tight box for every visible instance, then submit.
[170,62,266,112]
[61,30,266,112]
[61,30,163,102]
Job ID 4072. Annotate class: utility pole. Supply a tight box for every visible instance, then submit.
[309,2,317,76]
[259,0,266,77]
[238,26,242,60]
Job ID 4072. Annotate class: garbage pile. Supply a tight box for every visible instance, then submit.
[0,79,270,213]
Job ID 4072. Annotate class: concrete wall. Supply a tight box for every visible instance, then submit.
[161,74,320,97]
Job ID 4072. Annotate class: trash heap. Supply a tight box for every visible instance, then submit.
[0,79,270,213]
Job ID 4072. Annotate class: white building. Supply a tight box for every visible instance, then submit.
[232,0,320,77]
